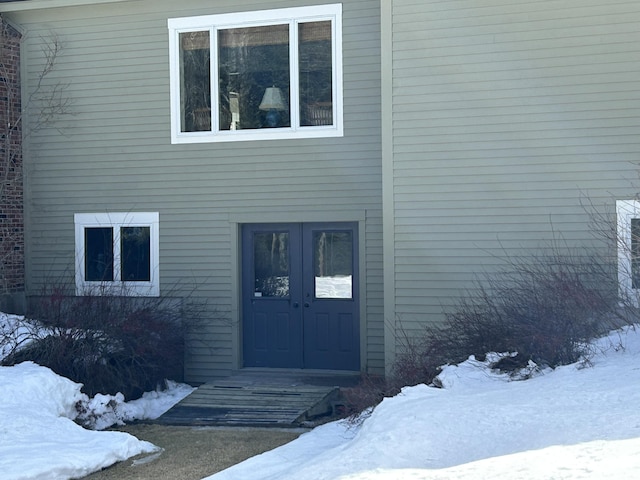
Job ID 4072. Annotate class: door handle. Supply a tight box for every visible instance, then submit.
[292,302,299,308]
[304,302,310,308]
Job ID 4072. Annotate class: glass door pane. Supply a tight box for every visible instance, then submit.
[313,231,352,299]
[253,232,290,297]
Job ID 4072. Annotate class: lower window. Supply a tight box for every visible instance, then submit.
[616,200,640,302]
[74,212,159,296]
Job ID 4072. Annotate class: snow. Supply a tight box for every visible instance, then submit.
[0,362,154,480]
[0,312,41,359]
[0,313,194,479]
[79,381,196,431]
[2,308,640,479]
[207,326,640,480]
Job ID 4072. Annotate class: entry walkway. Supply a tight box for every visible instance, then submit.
[157,370,359,427]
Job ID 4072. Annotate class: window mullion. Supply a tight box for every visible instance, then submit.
[173,29,184,136]
[113,225,122,283]
[208,27,217,133]
[289,20,300,130]
[332,13,343,132]
[331,17,339,125]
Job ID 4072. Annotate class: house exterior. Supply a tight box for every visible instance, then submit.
[2,0,640,382]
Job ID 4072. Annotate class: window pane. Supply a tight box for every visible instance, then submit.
[218,25,290,130]
[632,219,640,289]
[299,21,333,126]
[85,228,114,282]
[180,31,211,132]
[121,227,151,282]
[253,232,290,297]
[314,231,352,299]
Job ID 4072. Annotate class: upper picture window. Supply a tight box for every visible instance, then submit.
[168,5,343,143]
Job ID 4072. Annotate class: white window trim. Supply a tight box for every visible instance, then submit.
[616,200,640,304]
[74,212,160,297]
[168,4,343,144]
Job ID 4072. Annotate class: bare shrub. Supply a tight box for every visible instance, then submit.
[2,281,206,400]
[340,374,395,423]
[390,249,624,392]
[342,248,631,422]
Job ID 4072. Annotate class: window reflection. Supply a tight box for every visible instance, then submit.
[218,25,291,130]
[299,21,333,126]
[253,232,290,297]
[121,227,151,282]
[314,231,352,299]
[176,21,334,134]
[84,227,114,282]
[632,219,640,289]
[179,31,211,132]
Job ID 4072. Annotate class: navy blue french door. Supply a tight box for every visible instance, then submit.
[242,222,359,370]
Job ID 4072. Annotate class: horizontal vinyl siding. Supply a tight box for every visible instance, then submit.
[390,0,640,336]
[11,0,383,380]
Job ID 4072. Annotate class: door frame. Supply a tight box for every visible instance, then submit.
[230,212,366,373]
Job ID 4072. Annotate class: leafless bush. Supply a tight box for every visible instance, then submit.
[339,374,395,424]
[390,249,625,393]
[2,281,207,400]
[343,246,631,421]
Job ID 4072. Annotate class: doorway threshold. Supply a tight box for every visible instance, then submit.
[232,368,361,388]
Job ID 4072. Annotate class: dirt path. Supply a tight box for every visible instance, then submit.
[83,424,304,480]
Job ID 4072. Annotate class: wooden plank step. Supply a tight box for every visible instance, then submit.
[156,407,303,426]
[157,379,341,427]
[180,390,331,408]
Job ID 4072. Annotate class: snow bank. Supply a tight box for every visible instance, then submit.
[0,362,158,480]
[4,307,640,480]
[209,325,640,480]
[79,381,195,430]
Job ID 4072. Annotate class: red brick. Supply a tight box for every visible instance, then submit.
[1,18,24,294]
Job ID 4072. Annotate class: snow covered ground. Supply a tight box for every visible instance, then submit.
[207,326,640,480]
[2,310,640,479]
[0,312,194,480]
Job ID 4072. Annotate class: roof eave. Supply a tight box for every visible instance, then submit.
[0,0,134,13]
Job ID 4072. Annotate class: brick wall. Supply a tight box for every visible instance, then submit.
[0,16,25,309]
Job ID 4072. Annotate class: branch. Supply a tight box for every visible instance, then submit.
[0,26,72,294]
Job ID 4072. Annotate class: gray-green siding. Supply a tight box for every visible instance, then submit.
[384,0,640,365]
[9,0,383,382]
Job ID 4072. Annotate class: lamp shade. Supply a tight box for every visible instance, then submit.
[259,87,287,111]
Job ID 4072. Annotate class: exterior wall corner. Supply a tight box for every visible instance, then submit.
[0,15,25,312]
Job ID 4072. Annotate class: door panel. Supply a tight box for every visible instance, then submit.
[242,222,359,370]
[302,223,359,370]
[242,224,302,368]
